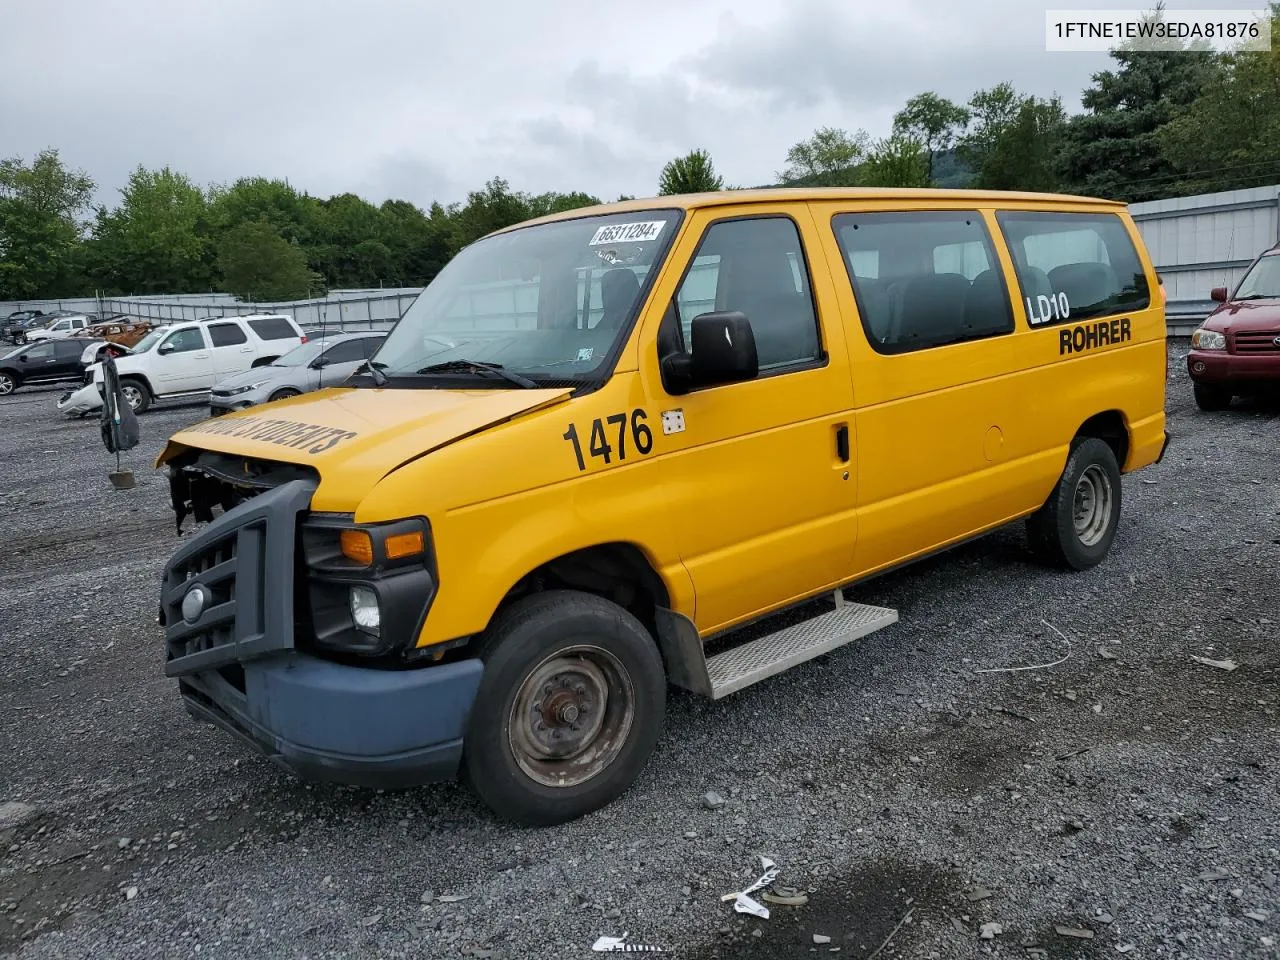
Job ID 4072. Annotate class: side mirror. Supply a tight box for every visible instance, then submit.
[661,311,758,395]
[309,357,331,370]
[158,342,175,354]
[1211,286,1228,303]
[17,354,28,363]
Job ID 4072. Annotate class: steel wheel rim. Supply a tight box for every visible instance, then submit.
[0,375,13,395]
[1072,464,1113,547]
[121,384,143,410]
[508,644,635,788]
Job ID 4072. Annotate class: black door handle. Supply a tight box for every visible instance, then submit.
[835,424,849,462]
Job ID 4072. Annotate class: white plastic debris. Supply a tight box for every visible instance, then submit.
[813,934,832,944]
[1191,656,1239,672]
[721,855,780,920]
[734,894,770,919]
[592,933,664,952]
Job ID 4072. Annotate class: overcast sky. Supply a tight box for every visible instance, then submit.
[0,0,1245,211]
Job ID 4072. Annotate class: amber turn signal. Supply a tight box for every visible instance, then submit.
[384,530,425,560]
[339,529,374,566]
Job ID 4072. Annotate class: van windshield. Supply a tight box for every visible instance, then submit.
[1233,253,1280,300]
[369,209,681,386]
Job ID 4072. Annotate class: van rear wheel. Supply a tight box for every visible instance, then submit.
[462,590,666,827]
[1026,437,1122,571]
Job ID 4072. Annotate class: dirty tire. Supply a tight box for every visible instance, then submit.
[268,387,301,402]
[0,372,15,395]
[1193,382,1232,412]
[120,378,150,414]
[1026,436,1122,571]
[463,590,666,827]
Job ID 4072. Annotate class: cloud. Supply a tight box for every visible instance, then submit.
[1,0,1222,212]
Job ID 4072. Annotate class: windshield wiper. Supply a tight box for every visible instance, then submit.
[1232,294,1276,301]
[414,359,537,388]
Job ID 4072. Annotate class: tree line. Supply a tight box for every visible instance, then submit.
[2,4,1277,303]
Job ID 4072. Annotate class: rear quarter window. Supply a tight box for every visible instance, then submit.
[247,317,299,341]
[995,211,1150,327]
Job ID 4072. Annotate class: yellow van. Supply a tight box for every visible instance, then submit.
[156,188,1169,825]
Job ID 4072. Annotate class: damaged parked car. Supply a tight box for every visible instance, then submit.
[0,338,100,396]
[208,331,386,416]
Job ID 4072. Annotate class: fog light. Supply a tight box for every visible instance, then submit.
[1192,361,1206,374]
[350,586,381,634]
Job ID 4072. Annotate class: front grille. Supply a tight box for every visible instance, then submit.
[1233,330,1280,354]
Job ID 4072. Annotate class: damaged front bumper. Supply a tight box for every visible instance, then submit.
[58,383,103,417]
[160,476,483,789]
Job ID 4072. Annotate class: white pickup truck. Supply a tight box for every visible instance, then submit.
[65,313,307,415]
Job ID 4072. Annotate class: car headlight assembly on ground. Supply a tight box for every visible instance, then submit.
[1191,328,1226,350]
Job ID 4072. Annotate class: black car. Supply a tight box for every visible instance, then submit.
[3,310,46,343]
[0,337,97,395]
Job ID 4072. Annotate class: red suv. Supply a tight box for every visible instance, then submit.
[1187,245,1280,410]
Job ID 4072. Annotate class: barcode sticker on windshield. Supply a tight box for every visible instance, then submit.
[588,221,666,246]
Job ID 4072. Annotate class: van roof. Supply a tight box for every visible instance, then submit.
[495,187,1128,235]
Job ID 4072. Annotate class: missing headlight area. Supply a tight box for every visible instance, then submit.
[168,449,319,534]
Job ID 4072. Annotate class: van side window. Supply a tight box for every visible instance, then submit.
[674,216,822,371]
[831,210,1014,355]
[994,211,1150,326]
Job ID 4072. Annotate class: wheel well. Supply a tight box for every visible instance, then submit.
[120,373,154,398]
[1076,410,1129,468]
[494,543,671,638]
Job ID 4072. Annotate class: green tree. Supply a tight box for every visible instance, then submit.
[217,219,315,301]
[380,199,452,286]
[956,83,1024,177]
[0,148,94,299]
[1056,4,1220,200]
[1158,5,1280,192]
[658,149,725,195]
[957,85,1068,191]
[445,177,536,251]
[777,127,870,185]
[89,166,212,294]
[859,135,931,187]
[207,176,323,245]
[892,93,971,183]
[526,191,601,218]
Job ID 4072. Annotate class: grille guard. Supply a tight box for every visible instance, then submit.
[161,478,317,677]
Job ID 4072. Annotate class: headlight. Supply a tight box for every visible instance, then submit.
[349,586,381,634]
[225,380,270,396]
[1191,328,1226,351]
[299,516,436,658]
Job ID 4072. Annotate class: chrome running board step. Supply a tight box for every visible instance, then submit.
[655,593,899,700]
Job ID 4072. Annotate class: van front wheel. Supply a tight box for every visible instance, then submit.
[1026,437,1122,571]
[463,590,666,827]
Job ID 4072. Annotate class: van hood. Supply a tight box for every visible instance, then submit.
[156,385,573,510]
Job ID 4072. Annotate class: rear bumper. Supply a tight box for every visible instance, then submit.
[179,653,483,789]
[1187,349,1280,384]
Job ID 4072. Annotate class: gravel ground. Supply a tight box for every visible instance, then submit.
[2,344,1278,960]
